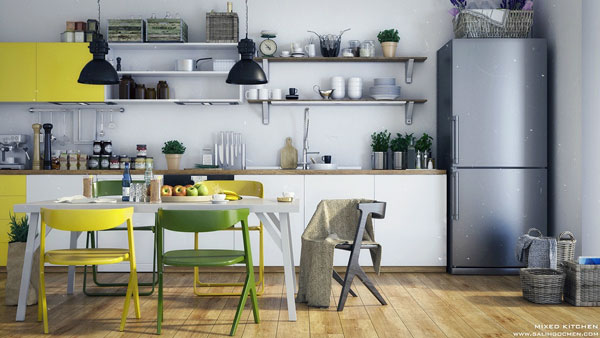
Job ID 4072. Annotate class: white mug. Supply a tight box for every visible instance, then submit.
[258,88,270,100]
[271,88,283,100]
[245,88,258,100]
[176,59,194,71]
[281,50,290,57]
[304,44,316,57]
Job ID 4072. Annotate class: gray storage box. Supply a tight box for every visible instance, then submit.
[108,19,145,43]
[146,18,188,42]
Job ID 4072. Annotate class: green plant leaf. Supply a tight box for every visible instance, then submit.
[377,29,400,43]
[8,212,29,243]
[162,140,186,154]
[371,130,391,152]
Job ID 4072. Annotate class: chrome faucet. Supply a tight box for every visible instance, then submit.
[301,107,319,170]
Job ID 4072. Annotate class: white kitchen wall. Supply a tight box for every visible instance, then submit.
[533,0,583,255]
[0,0,454,169]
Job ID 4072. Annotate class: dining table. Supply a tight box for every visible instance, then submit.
[12,198,300,322]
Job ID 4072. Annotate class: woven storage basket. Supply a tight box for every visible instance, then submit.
[564,261,600,306]
[453,10,534,38]
[520,268,565,304]
[557,231,576,269]
[206,12,239,43]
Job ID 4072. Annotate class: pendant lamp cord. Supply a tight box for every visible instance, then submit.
[97,0,101,28]
[245,0,249,39]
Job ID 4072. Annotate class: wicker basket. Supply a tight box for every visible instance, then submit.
[564,261,600,306]
[206,12,239,43]
[557,231,576,269]
[453,10,534,38]
[520,268,566,304]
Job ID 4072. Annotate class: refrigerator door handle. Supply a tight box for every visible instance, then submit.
[453,171,459,220]
[452,115,459,165]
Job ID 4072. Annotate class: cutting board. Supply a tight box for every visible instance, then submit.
[280,137,298,169]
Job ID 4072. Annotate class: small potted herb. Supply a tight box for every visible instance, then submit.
[377,29,400,57]
[414,133,434,169]
[5,213,38,306]
[371,130,391,170]
[162,140,186,170]
[390,133,413,169]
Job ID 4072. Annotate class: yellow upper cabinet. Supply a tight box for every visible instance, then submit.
[0,43,37,102]
[36,43,104,102]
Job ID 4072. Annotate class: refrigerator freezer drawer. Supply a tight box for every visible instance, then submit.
[449,168,547,269]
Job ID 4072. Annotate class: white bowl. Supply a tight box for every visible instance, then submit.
[308,163,338,170]
[212,193,226,201]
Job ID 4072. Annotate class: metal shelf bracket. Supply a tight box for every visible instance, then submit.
[405,101,415,125]
[405,58,415,84]
[262,101,270,125]
[262,59,270,81]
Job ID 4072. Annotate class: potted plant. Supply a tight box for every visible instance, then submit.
[162,140,186,170]
[5,213,38,306]
[371,130,391,170]
[390,133,413,169]
[414,133,433,169]
[377,29,400,57]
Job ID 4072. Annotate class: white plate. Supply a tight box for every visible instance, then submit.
[211,200,229,204]
[370,94,400,100]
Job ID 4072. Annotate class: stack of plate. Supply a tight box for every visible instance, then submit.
[369,78,401,100]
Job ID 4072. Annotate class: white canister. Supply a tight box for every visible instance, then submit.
[271,88,283,100]
[245,88,258,100]
[176,59,194,71]
[258,88,270,100]
[331,76,345,99]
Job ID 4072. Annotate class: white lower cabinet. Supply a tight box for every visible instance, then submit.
[304,175,375,267]
[374,175,447,266]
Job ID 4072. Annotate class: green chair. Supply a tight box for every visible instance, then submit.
[156,208,259,336]
[83,180,158,297]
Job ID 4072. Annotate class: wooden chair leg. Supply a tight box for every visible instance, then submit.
[355,269,387,306]
[332,270,357,297]
[337,271,356,312]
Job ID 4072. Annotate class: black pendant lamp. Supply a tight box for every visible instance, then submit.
[78,0,119,85]
[226,0,268,85]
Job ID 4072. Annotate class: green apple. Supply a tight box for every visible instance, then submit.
[194,183,209,196]
[186,186,199,196]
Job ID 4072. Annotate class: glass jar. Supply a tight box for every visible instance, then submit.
[145,157,154,169]
[137,144,147,157]
[59,152,68,170]
[101,140,112,155]
[157,81,169,99]
[100,154,110,169]
[93,140,102,155]
[78,154,87,170]
[119,155,130,170]
[88,155,100,169]
[341,48,354,57]
[68,150,78,170]
[359,41,371,57]
[109,155,120,169]
[146,87,156,99]
[364,40,376,57]
[135,84,146,100]
[119,75,135,99]
[135,156,146,170]
[348,40,361,57]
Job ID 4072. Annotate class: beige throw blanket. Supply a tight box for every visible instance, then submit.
[296,199,381,308]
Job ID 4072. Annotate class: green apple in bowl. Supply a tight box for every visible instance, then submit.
[186,186,199,196]
[193,183,209,196]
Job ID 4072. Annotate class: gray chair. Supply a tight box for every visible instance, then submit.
[333,201,387,311]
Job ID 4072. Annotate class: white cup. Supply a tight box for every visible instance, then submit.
[258,88,270,100]
[283,191,295,198]
[212,193,226,201]
[245,88,258,100]
[281,50,290,57]
[304,44,316,57]
[271,88,283,100]
[176,59,194,71]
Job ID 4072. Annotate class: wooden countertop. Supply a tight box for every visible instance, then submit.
[0,169,446,176]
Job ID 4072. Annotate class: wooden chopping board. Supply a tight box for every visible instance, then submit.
[280,137,298,169]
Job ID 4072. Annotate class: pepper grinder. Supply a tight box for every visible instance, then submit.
[42,123,53,170]
[116,57,122,71]
[32,123,42,170]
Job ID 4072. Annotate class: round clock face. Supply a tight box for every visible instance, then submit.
[259,39,277,56]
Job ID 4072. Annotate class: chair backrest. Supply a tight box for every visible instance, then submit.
[40,207,134,232]
[358,201,386,220]
[157,208,250,233]
[201,180,263,198]
[93,180,145,197]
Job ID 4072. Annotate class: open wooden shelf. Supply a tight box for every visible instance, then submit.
[116,71,229,77]
[254,56,427,62]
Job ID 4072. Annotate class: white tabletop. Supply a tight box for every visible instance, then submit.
[13,198,300,214]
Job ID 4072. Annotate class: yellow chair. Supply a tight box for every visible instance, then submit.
[37,208,140,334]
[193,180,265,296]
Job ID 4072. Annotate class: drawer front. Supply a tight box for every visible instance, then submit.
[0,176,26,196]
[0,242,7,266]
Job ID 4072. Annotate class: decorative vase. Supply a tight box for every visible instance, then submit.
[165,154,182,170]
[381,42,398,57]
[6,242,39,305]
[372,152,387,170]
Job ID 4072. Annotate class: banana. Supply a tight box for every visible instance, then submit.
[221,190,241,201]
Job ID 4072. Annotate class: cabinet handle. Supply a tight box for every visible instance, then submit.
[453,171,459,220]
[452,115,459,165]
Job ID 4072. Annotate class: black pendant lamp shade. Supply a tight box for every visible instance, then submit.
[78,33,119,85]
[226,37,267,85]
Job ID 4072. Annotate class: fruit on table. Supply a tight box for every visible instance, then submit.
[222,189,241,201]
[173,185,186,196]
[161,185,173,197]
[186,186,199,196]
[194,183,209,196]
[185,184,193,189]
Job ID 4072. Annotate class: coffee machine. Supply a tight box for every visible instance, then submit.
[0,135,30,169]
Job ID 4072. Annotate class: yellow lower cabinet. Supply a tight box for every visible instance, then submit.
[36,43,105,102]
[0,242,7,266]
[0,43,37,102]
[0,175,27,266]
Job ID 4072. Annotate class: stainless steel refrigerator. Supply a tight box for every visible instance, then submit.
[437,39,548,274]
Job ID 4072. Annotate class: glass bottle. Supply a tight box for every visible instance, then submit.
[119,75,135,99]
[157,80,169,99]
[146,87,156,99]
[135,83,146,99]
[122,162,132,201]
[144,158,153,202]
[407,137,417,169]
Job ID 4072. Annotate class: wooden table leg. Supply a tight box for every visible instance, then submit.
[16,212,39,321]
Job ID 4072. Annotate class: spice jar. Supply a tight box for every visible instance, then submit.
[119,155,130,170]
[135,156,146,170]
[109,155,120,169]
[88,155,100,169]
[119,75,135,99]
[100,154,110,169]
[135,83,146,99]
[146,87,156,99]
[78,154,87,170]
[101,140,112,155]
[59,152,68,170]
[93,140,102,155]
[136,144,147,157]
[68,150,78,170]
[145,157,154,169]
[157,81,169,99]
